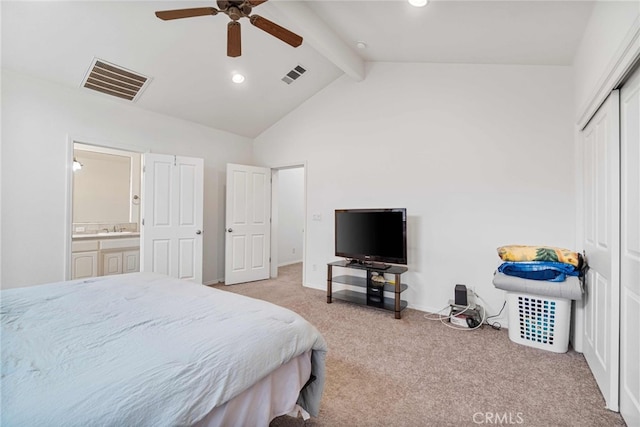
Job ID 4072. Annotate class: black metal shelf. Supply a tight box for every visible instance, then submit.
[331,275,408,293]
[328,259,408,274]
[327,260,410,319]
[332,290,408,312]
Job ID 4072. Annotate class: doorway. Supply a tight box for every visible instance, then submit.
[68,142,142,280]
[272,166,305,284]
[224,163,306,286]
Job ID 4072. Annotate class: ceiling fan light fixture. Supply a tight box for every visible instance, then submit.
[232,73,245,84]
[408,0,428,7]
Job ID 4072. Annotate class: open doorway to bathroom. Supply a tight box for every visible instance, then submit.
[271,166,305,285]
[70,142,142,279]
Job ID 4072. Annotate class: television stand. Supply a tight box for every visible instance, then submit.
[327,260,408,319]
[347,259,391,270]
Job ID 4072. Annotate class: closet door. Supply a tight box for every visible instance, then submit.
[141,153,204,283]
[619,66,640,427]
[580,90,620,411]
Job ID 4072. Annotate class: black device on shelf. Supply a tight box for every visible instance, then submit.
[334,208,407,269]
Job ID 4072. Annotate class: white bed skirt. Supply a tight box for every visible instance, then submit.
[197,350,312,427]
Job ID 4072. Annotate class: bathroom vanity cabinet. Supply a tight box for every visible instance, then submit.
[71,250,99,279]
[71,234,140,279]
[102,249,140,276]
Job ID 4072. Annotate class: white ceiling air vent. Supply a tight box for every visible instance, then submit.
[281,65,306,85]
[81,58,150,101]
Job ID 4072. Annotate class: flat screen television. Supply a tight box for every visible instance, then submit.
[334,208,407,268]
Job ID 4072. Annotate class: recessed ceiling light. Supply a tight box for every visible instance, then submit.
[356,41,367,49]
[408,0,428,7]
[232,73,245,84]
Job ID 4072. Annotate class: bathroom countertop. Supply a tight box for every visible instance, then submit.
[72,232,140,240]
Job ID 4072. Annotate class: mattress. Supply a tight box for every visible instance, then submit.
[1,272,327,426]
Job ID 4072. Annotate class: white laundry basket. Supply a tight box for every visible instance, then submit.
[507,291,571,353]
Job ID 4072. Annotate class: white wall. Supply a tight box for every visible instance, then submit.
[277,167,304,266]
[573,1,640,118]
[254,62,575,318]
[1,69,253,289]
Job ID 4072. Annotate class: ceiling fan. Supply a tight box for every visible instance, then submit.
[155,0,303,58]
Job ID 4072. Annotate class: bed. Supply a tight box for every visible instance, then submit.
[1,272,327,426]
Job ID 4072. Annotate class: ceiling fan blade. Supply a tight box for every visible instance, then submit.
[155,7,218,21]
[246,0,268,6]
[249,15,302,48]
[227,21,242,57]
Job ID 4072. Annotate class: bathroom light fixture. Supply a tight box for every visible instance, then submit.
[73,157,83,172]
[232,73,245,84]
[408,0,428,7]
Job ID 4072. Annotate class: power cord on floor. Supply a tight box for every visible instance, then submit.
[472,290,505,330]
[424,289,506,331]
[424,302,486,331]
[423,303,471,321]
[484,300,506,330]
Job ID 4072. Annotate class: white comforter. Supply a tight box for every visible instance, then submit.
[1,273,327,426]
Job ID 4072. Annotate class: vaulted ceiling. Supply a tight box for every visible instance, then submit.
[1,1,595,138]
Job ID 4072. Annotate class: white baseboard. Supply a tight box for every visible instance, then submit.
[278,260,303,267]
[203,278,224,286]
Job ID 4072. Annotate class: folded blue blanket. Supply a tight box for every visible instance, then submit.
[497,261,579,282]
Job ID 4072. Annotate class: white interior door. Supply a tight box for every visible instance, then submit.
[619,66,640,426]
[141,153,204,283]
[580,90,620,411]
[225,164,271,285]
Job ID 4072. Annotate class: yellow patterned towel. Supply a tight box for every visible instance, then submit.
[497,245,580,267]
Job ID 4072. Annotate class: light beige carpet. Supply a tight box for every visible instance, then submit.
[213,263,626,427]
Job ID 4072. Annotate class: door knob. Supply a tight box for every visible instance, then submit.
[227,228,233,233]
[196,230,202,235]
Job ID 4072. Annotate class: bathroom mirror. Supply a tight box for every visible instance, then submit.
[72,144,141,224]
